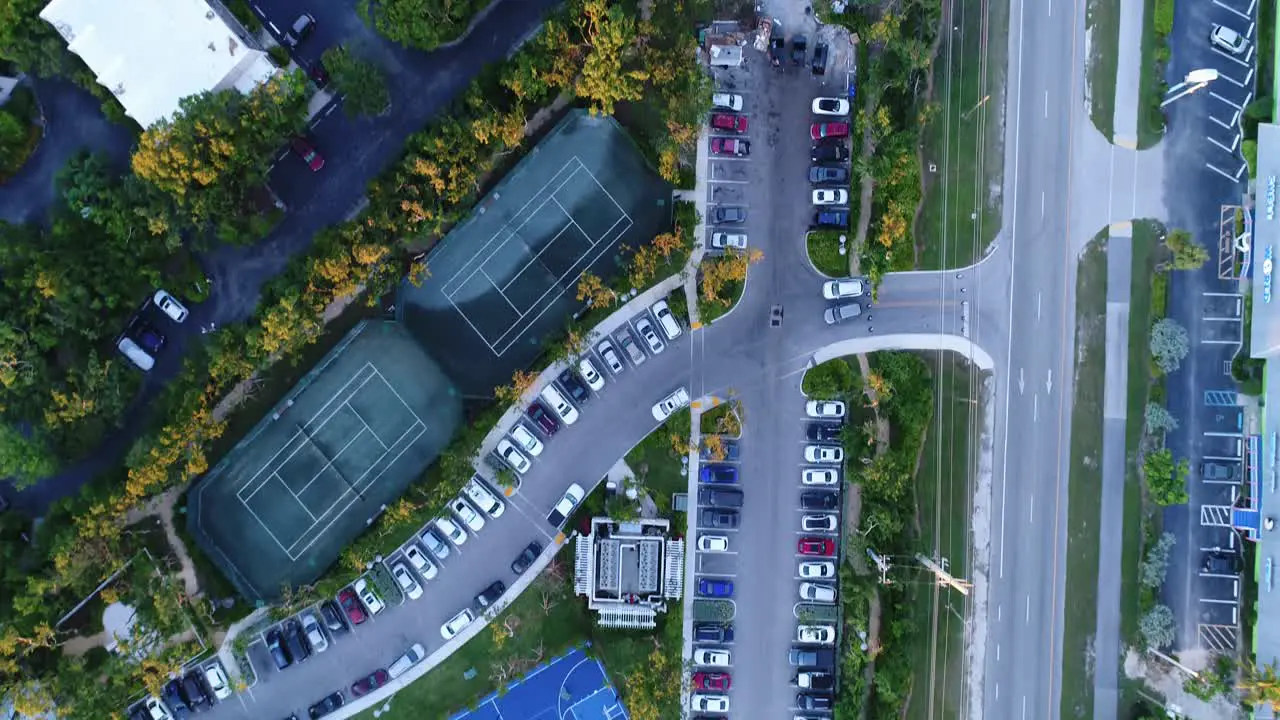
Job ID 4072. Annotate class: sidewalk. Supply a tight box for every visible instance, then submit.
[681,126,710,326]
[1111,0,1145,147]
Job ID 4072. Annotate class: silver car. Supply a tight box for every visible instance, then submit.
[823,302,861,324]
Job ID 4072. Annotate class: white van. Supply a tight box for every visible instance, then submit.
[387,642,426,679]
[539,384,579,425]
[116,336,155,371]
[651,300,683,341]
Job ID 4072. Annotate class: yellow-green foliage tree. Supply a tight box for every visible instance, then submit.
[572,0,649,116]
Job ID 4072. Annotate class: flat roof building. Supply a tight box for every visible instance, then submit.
[573,517,684,629]
[39,0,278,128]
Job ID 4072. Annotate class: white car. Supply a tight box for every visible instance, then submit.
[693,648,732,666]
[441,608,476,639]
[802,514,838,532]
[435,516,467,546]
[421,528,450,559]
[509,423,544,457]
[143,697,173,720]
[711,232,747,250]
[449,497,485,533]
[496,438,531,474]
[152,289,189,323]
[578,356,606,391]
[799,560,836,579]
[797,624,836,645]
[463,477,505,518]
[804,445,843,464]
[712,92,744,111]
[403,542,439,579]
[1210,24,1249,54]
[597,339,625,375]
[635,317,665,354]
[354,578,386,615]
[811,97,851,116]
[802,468,839,485]
[698,534,730,552]
[392,562,423,600]
[203,664,233,700]
[299,610,329,653]
[813,188,849,205]
[547,483,585,527]
[652,386,691,421]
[691,694,729,712]
[806,400,846,418]
[798,582,836,603]
[822,279,865,299]
[651,299,683,340]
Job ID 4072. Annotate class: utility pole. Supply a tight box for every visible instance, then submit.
[866,548,892,585]
[916,553,972,596]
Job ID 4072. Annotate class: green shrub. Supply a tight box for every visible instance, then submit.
[807,230,850,277]
[227,0,263,33]
[1153,0,1174,36]
[1244,139,1258,178]
[268,45,291,68]
[802,358,856,399]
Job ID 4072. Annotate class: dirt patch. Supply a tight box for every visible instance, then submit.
[1122,649,1243,719]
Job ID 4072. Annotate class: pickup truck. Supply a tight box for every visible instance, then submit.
[796,670,835,691]
[788,646,836,667]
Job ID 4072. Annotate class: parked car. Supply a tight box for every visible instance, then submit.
[308,690,344,719]
[811,42,829,74]
[823,278,866,299]
[435,516,468,546]
[1200,462,1238,481]
[810,122,850,140]
[291,135,325,172]
[386,643,426,679]
[692,671,732,690]
[789,646,836,666]
[652,386,691,421]
[809,165,849,183]
[283,621,311,666]
[133,322,167,354]
[450,496,486,533]
[802,514,838,533]
[476,580,507,608]
[711,113,748,132]
[814,210,850,227]
[353,578,386,616]
[618,331,646,366]
[791,35,808,64]
[797,624,836,645]
[635,317,666,354]
[711,92,744,111]
[712,206,747,223]
[441,608,477,639]
[697,577,734,597]
[802,468,839,486]
[283,13,316,47]
[557,368,591,404]
[797,692,833,711]
[539,383,579,425]
[403,542,439,580]
[547,483,585,527]
[180,669,211,710]
[299,610,329,653]
[597,338,626,375]
[824,302,861,324]
[392,562,423,600]
[697,535,730,552]
[797,670,835,691]
[141,697,173,720]
[711,231,748,249]
[694,623,735,643]
[651,299,683,340]
[464,477,506,517]
[151,289,189,323]
[801,491,839,510]
[805,445,844,463]
[812,97,849,116]
[698,487,744,508]
[694,648,732,666]
[1210,24,1249,54]
[811,142,850,163]
[204,663,233,701]
[806,423,843,442]
[700,465,739,484]
[526,400,561,435]
[116,335,155,371]
[690,694,730,712]
[421,527,450,559]
[1203,552,1243,574]
[337,588,366,626]
[509,423,544,458]
[798,537,836,556]
[710,137,751,156]
[799,582,837,602]
[511,542,543,574]
[806,400,846,418]
[265,628,292,669]
[699,508,740,528]
[351,669,390,697]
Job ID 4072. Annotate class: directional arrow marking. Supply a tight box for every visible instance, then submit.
[1018,368,1025,395]
[1046,369,1053,395]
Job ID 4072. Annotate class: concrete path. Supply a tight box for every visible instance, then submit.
[1112,0,1146,147]
[1092,221,1133,720]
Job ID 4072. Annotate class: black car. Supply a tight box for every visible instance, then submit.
[476,580,507,609]
[527,401,560,435]
[284,619,311,664]
[308,690,344,719]
[797,692,834,711]
[351,669,390,697]
[811,43,829,74]
[806,423,843,442]
[162,679,191,717]
[557,369,591,404]
[809,165,849,184]
[792,35,807,65]
[1203,552,1242,574]
[266,628,292,670]
[769,36,785,66]
[698,487,744,508]
[811,142,850,163]
[693,623,735,643]
[711,206,747,224]
[283,13,315,48]
[800,491,838,511]
[181,669,212,709]
[699,508,740,528]
[320,600,349,635]
[511,542,543,574]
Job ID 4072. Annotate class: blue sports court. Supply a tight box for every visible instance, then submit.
[449,648,629,720]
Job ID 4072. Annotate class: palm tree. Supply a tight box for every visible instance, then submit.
[1239,661,1280,705]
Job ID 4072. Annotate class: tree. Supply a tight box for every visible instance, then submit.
[0,110,29,174]
[576,272,617,308]
[1138,604,1175,648]
[573,0,649,116]
[322,46,391,117]
[622,647,680,720]
[1149,318,1190,374]
[0,424,56,487]
[356,0,489,51]
[1143,402,1178,435]
[1163,228,1209,270]
[1143,448,1189,505]
[1139,532,1175,588]
[495,369,537,405]
[1240,662,1280,705]
[0,0,71,76]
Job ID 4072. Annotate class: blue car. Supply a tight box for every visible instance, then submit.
[698,578,734,598]
[814,210,849,228]
[699,465,738,484]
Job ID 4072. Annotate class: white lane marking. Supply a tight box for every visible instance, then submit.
[1037,292,1042,320]
[1025,595,1031,624]
[1044,90,1049,118]
[1033,394,1039,422]
[998,604,1002,621]
[997,643,1001,661]
[1022,695,1028,719]
[1029,494,1035,524]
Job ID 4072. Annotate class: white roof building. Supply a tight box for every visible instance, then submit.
[39,0,278,128]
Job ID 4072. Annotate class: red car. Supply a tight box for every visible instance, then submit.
[710,113,748,133]
[711,137,751,156]
[797,537,835,556]
[291,136,325,172]
[691,671,731,690]
[809,122,850,140]
[351,669,390,697]
[338,587,366,625]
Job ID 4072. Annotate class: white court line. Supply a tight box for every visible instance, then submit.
[242,492,293,556]
[481,269,521,312]
[277,471,319,522]
[349,405,390,450]
[499,219,580,292]
[370,367,427,427]
[294,429,371,496]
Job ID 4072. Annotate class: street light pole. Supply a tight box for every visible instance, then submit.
[1161,68,1220,107]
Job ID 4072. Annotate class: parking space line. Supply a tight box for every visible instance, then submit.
[708,179,749,184]
[1200,572,1240,578]
[1211,47,1252,68]
[1214,0,1251,19]
[1210,110,1240,130]
[1207,135,1240,155]
[1211,92,1244,111]
[1200,597,1238,605]
[1207,162,1247,182]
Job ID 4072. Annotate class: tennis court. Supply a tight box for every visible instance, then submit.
[449,648,628,720]
[187,321,462,601]
[399,110,672,396]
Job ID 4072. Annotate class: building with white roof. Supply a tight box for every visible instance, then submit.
[573,516,684,629]
[39,0,278,128]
